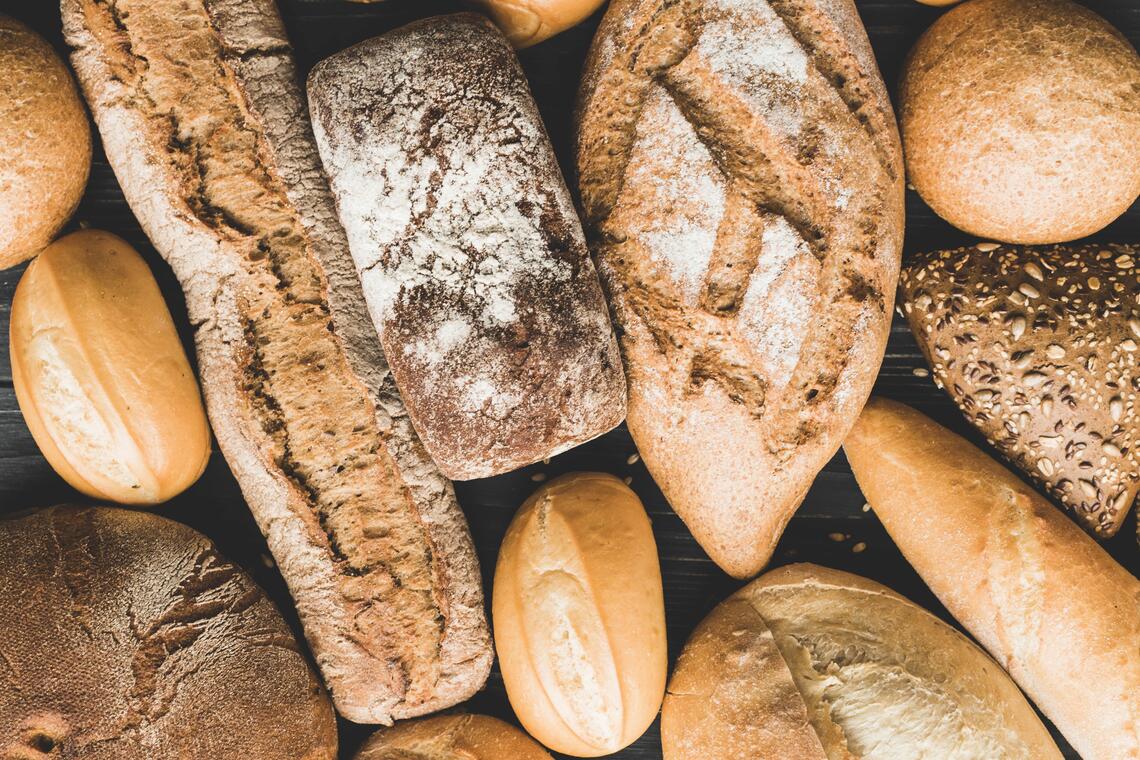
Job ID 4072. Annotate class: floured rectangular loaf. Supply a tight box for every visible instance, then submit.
[307,14,627,481]
[62,0,492,724]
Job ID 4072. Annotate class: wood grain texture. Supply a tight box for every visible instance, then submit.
[1,1,1138,757]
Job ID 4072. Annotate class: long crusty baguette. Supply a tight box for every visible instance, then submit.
[845,398,1140,760]
[575,0,905,578]
[62,0,491,723]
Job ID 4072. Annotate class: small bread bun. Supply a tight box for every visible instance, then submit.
[0,16,91,269]
[354,714,551,759]
[900,0,1140,243]
[662,564,1062,760]
[477,0,605,48]
[493,473,667,757]
[0,505,337,759]
[10,230,210,504]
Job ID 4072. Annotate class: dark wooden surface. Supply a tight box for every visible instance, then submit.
[2,1,1139,757]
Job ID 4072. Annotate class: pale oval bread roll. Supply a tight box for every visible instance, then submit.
[662,564,1062,760]
[493,472,667,756]
[845,398,1140,759]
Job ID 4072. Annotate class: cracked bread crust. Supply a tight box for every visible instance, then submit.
[61,0,491,724]
[575,0,904,578]
[306,14,627,481]
[0,505,337,759]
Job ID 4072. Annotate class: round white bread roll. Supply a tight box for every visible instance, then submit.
[354,714,551,759]
[493,472,667,757]
[0,15,91,269]
[900,0,1140,244]
[662,564,1062,760]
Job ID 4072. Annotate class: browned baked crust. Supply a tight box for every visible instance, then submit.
[354,714,553,759]
[0,505,337,759]
[61,0,491,723]
[900,243,1140,538]
[307,14,626,481]
[575,0,904,577]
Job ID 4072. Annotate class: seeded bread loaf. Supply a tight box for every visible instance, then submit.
[62,0,491,723]
[845,399,1140,760]
[307,14,626,481]
[0,505,337,759]
[900,244,1140,538]
[576,0,904,577]
[661,564,1061,760]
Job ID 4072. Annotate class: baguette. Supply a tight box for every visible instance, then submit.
[845,398,1140,759]
[62,0,491,723]
[575,0,904,577]
[307,14,626,481]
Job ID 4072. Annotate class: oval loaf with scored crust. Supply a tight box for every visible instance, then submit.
[576,0,905,577]
[62,0,491,724]
[900,243,1140,538]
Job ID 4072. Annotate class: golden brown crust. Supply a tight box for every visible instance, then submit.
[0,15,91,269]
[900,243,1140,537]
[900,0,1140,244]
[0,505,337,760]
[62,0,490,723]
[575,0,904,578]
[476,0,608,48]
[354,714,552,759]
[845,398,1140,759]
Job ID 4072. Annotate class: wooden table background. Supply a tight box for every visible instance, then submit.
[2,1,1139,757]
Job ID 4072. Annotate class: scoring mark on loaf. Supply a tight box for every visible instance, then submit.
[73,0,451,710]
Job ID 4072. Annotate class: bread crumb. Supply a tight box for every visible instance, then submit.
[531,473,547,482]
[912,367,930,378]
[626,453,640,465]
[827,532,847,542]
[862,503,871,513]
[623,476,633,485]
[852,542,867,554]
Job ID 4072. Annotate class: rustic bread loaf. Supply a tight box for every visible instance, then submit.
[575,0,904,577]
[845,398,1140,760]
[62,0,491,723]
[0,15,90,269]
[661,564,1061,760]
[10,230,210,505]
[493,473,666,756]
[900,244,1140,538]
[307,14,626,481]
[476,0,608,48]
[899,0,1140,244]
[354,714,552,759]
[0,505,337,759]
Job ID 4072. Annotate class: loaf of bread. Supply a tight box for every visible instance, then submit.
[0,15,90,269]
[845,398,1140,759]
[0,505,337,759]
[354,714,552,759]
[476,0,607,48]
[10,230,210,505]
[661,563,1062,760]
[575,0,905,577]
[308,14,626,481]
[62,0,491,723]
[899,0,1140,244]
[900,243,1140,538]
[493,473,667,756]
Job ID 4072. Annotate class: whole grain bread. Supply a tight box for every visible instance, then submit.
[575,0,904,577]
[62,0,491,724]
[845,398,1140,760]
[661,564,1061,760]
[307,14,626,481]
[900,243,1140,538]
[0,505,337,759]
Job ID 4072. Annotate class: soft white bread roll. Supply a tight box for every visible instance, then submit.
[845,398,1140,759]
[493,473,667,756]
[661,564,1062,760]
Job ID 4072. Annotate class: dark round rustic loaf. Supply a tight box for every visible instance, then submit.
[0,505,337,759]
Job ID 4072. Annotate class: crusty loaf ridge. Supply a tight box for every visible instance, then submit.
[307,14,626,481]
[846,399,1140,760]
[0,506,337,759]
[576,0,904,577]
[61,0,491,723]
[900,243,1140,538]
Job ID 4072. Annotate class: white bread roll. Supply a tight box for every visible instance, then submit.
[493,473,667,756]
[845,398,1140,759]
[662,564,1062,760]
